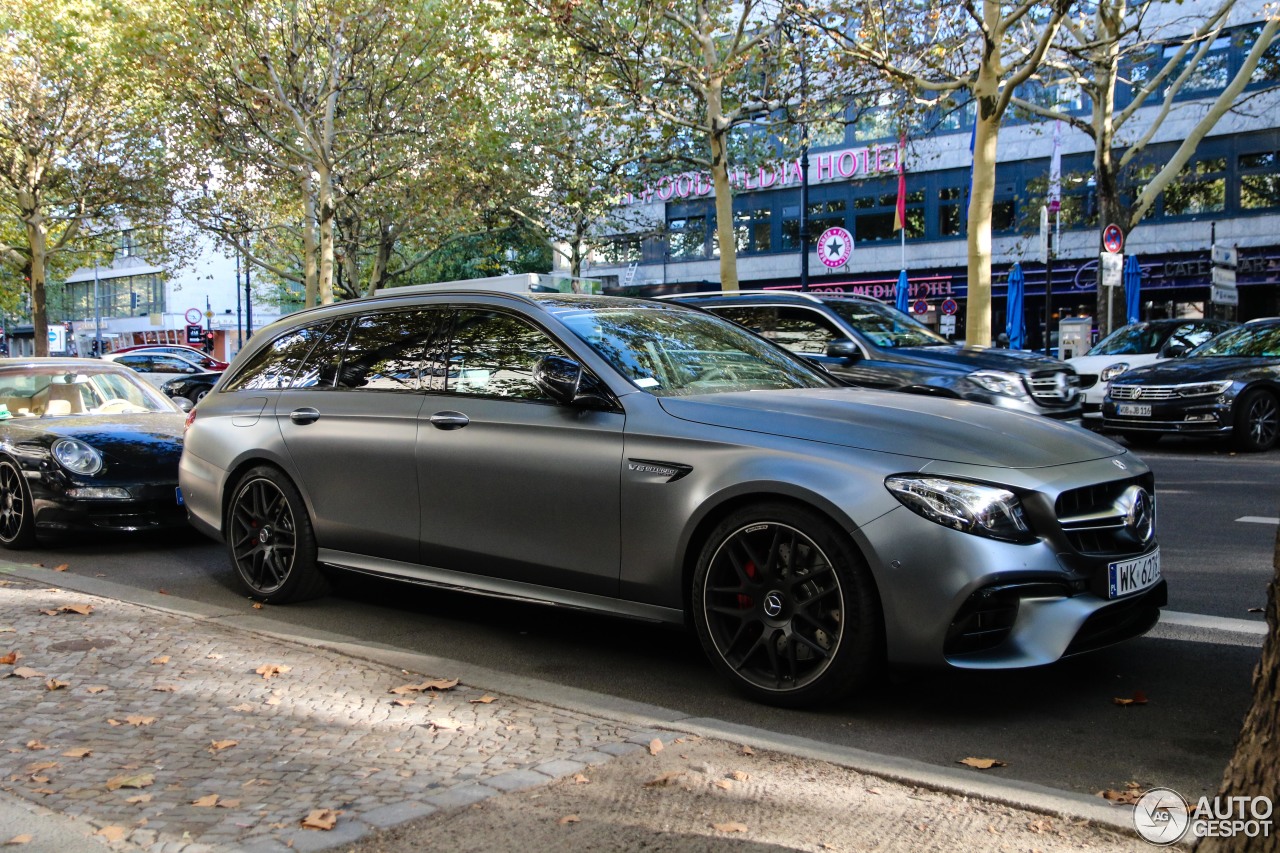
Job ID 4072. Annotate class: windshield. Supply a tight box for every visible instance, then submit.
[0,366,177,417]
[1189,323,1280,358]
[1087,323,1166,356]
[558,306,835,397]
[822,299,949,348]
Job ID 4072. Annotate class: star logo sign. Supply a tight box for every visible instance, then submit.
[824,238,844,259]
[817,227,853,268]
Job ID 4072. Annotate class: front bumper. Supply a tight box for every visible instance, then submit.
[1101,395,1234,436]
[32,483,188,533]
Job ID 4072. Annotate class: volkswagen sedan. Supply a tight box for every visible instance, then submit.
[179,289,1165,706]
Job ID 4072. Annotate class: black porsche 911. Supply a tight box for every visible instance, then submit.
[0,358,190,548]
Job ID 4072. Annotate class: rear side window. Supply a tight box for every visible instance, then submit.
[224,321,334,391]
[445,310,567,400]
[327,309,450,392]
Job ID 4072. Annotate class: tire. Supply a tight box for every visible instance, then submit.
[1234,389,1279,452]
[193,387,210,403]
[225,466,329,603]
[692,502,882,708]
[1121,432,1163,448]
[0,458,36,549]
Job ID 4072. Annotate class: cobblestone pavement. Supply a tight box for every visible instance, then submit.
[0,576,665,852]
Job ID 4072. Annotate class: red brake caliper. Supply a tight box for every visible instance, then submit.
[737,561,757,609]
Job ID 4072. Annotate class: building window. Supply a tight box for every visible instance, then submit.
[667,216,708,260]
[1163,156,1227,215]
[853,188,924,242]
[598,236,641,264]
[938,186,965,236]
[1239,151,1280,210]
[734,208,772,253]
[782,199,847,249]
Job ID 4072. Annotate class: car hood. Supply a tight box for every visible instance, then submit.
[658,388,1118,468]
[2,414,185,469]
[1067,353,1162,372]
[887,345,1070,375]
[1110,356,1275,385]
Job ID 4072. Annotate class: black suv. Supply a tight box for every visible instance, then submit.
[668,291,1082,419]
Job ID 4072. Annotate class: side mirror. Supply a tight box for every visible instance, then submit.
[533,355,615,410]
[1163,343,1188,358]
[825,339,861,362]
[173,397,194,412]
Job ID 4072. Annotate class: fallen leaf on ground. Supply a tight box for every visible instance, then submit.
[58,605,93,616]
[106,773,154,791]
[643,771,684,788]
[731,770,750,782]
[715,779,733,790]
[85,685,107,694]
[45,680,68,691]
[25,741,48,751]
[206,653,223,660]
[1028,818,1055,833]
[959,757,1007,770]
[123,716,155,727]
[209,740,237,752]
[0,651,20,665]
[150,656,170,665]
[559,815,580,825]
[251,603,263,610]
[191,794,219,807]
[62,748,92,759]
[300,809,341,830]
[712,822,748,833]
[573,774,590,784]
[52,564,68,572]
[389,678,457,694]
[740,745,755,756]
[230,703,253,712]
[125,794,152,804]
[255,664,290,679]
[649,738,663,756]
[1113,690,1149,707]
[469,695,497,704]
[153,685,177,693]
[1098,786,1144,805]
[866,787,882,795]
[94,827,126,842]
[24,762,57,774]
[9,667,43,679]
[4,834,32,844]
[390,698,415,707]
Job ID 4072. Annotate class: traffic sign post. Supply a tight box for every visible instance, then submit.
[1211,243,1239,307]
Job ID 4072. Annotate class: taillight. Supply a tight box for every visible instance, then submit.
[184,407,197,432]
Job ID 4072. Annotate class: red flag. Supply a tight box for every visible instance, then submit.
[893,135,907,231]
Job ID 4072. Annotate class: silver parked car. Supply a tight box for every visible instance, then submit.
[179,288,1164,707]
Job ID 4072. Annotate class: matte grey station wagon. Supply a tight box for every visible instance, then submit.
[179,288,1165,706]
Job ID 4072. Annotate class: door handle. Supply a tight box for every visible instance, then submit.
[429,411,469,430]
[289,407,321,425]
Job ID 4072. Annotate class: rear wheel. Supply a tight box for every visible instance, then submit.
[692,503,882,707]
[0,458,35,549]
[226,466,329,603]
[1234,389,1279,452]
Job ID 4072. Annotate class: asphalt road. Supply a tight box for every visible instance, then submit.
[12,435,1277,805]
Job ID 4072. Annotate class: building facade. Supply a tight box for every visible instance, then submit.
[582,4,1280,349]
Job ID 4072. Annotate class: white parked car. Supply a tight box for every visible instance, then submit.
[1067,319,1236,418]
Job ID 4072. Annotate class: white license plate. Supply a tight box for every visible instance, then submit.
[1117,403,1152,417]
[1108,549,1161,599]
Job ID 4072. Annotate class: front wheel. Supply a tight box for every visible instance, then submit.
[226,466,328,603]
[0,458,36,549]
[1234,389,1279,452]
[692,503,882,707]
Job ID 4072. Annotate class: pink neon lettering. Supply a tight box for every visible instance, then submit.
[675,174,692,198]
[817,154,834,181]
[759,166,778,189]
[877,146,897,173]
[695,174,712,195]
[837,151,857,177]
[656,176,675,201]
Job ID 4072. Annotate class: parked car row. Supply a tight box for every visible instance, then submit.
[21,285,1278,707]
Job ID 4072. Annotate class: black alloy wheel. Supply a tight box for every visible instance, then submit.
[692,503,882,707]
[1235,389,1279,452]
[0,458,35,549]
[227,466,328,603]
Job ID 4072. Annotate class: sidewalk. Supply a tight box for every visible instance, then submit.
[0,563,1152,852]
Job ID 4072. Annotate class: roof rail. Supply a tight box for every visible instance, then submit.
[656,289,887,306]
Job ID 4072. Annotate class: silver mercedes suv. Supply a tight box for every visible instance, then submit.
[178,288,1163,707]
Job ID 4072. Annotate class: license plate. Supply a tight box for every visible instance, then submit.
[1117,403,1152,417]
[175,487,184,506]
[1108,549,1160,599]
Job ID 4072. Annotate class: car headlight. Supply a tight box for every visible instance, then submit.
[885,476,1033,543]
[966,370,1028,399]
[1176,380,1232,397]
[1100,363,1130,382]
[52,439,103,476]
